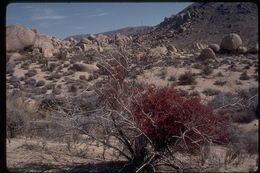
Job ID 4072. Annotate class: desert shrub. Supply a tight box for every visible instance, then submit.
[8,76,20,88]
[132,85,228,151]
[46,75,54,81]
[192,63,203,69]
[52,88,61,95]
[39,95,65,111]
[45,83,55,90]
[228,64,238,72]
[82,55,95,64]
[96,62,110,75]
[21,62,29,69]
[48,63,57,71]
[235,80,242,85]
[209,88,258,117]
[40,87,48,94]
[19,76,25,81]
[190,90,200,96]
[244,65,250,70]
[167,75,176,81]
[12,81,20,88]
[178,71,196,85]
[202,88,221,96]
[239,71,250,80]
[201,65,213,75]
[36,80,45,87]
[79,75,87,80]
[129,67,143,79]
[214,79,227,86]
[25,78,36,87]
[87,72,99,81]
[9,76,19,84]
[55,51,67,60]
[163,56,176,66]
[178,88,189,96]
[216,71,224,77]
[25,69,37,77]
[157,68,168,80]
[7,106,28,138]
[231,110,256,123]
[56,84,62,89]
[144,64,153,70]
[68,84,78,93]
[229,129,258,155]
[6,63,15,74]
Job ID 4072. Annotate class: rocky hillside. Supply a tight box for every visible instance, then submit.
[144,2,258,48]
[65,26,152,41]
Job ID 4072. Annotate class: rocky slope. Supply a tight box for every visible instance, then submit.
[144,2,258,48]
[65,26,152,41]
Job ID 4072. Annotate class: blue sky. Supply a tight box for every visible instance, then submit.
[7,3,192,39]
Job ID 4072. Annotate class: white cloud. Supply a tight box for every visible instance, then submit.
[32,15,65,20]
[31,8,65,21]
[89,12,109,17]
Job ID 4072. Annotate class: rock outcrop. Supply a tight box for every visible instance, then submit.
[6,24,61,58]
[198,48,216,60]
[208,44,220,52]
[220,33,242,51]
[6,25,36,52]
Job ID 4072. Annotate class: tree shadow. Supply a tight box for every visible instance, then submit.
[70,161,127,173]
[8,161,128,173]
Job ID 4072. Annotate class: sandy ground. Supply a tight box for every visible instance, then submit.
[6,50,258,172]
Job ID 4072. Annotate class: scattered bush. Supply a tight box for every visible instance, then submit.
[45,83,55,90]
[202,88,221,96]
[48,63,57,71]
[214,79,227,86]
[21,63,29,69]
[192,63,203,69]
[39,95,65,111]
[229,129,258,155]
[52,88,61,95]
[36,80,45,87]
[9,76,19,83]
[19,76,25,81]
[79,75,87,80]
[56,84,62,89]
[190,90,200,96]
[6,63,15,74]
[68,83,77,93]
[96,63,110,75]
[87,72,99,81]
[167,75,176,81]
[216,72,224,77]
[25,78,36,87]
[40,87,48,94]
[7,106,28,138]
[231,110,256,123]
[201,65,213,75]
[235,80,242,85]
[178,71,196,85]
[25,69,37,77]
[244,65,250,70]
[239,71,250,80]
[157,68,168,80]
